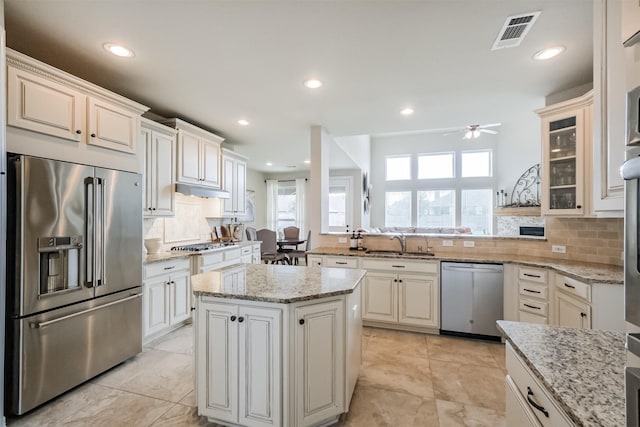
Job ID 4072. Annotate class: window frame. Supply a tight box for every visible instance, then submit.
[328,176,354,232]
[385,155,412,181]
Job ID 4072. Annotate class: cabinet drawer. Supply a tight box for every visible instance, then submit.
[200,251,224,267]
[252,244,261,253]
[145,258,190,279]
[518,282,548,300]
[555,275,590,302]
[519,298,548,317]
[506,343,572,427]
[241,246,252,256]
[224,247,241,261]
[324,256,358,268]
[519,268,547,284]
[361,258,437,274]
[518,310,548,325]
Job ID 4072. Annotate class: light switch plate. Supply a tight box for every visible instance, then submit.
[551,245,566,253]
[463,241,475,248]
[338,237,347,243]
[442,240,453,247]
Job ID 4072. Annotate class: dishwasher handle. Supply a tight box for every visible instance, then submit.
[442,264,503,274]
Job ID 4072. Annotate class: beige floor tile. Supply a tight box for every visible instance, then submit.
[151,403,220,426]
[436,399,506,427]
[147,324,194,355]
[7,383,174,427]
[339,384,439,427]
[180,390,197,407]
[359,349,434,399]
[427,335,499,368]
[366,334,429,361]
[92,348,193,402]
[487,342,507,371]
[430,360,505,412]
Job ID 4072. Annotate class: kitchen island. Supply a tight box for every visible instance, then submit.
[192,263,365,427]
[497,320,625,426]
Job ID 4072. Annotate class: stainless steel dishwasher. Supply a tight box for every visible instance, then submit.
[441,262,503,340]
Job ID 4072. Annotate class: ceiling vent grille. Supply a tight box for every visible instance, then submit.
[491,11,541,50]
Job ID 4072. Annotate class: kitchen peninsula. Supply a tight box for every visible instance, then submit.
[191,263,365,427]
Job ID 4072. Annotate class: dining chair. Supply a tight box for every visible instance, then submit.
[289,230,311,266]
[281,226,301,252]
[246,226,257,241]
[256,229,288,264]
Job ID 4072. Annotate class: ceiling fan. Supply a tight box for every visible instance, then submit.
[444,123,502,139]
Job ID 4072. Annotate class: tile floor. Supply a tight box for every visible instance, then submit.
[7,325,506,427]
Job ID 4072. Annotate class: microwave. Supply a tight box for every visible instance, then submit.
[629,85,640,146]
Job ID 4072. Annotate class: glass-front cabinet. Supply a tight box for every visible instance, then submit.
[537,91,592,216]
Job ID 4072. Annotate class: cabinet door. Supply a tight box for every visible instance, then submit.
[87,96,137,154]
[362,272,397,322]
[201,139,221,188]
[8,65,85,142]
[177,131,201,184]
[142,127,154,216]
[294,300,345,427]
[306,255,323,267]
[152,131,175,216]
[222,156,235,215]
[556,292,591,329]
[398,273,438,327]
[238,306,282,427]
[505,375,541,427]
[143,277,170,338]
[197,302,238,423]
[169,271,191,325]
[235,158,247,215]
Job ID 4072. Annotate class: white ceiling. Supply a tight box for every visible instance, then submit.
[4,0,593,172]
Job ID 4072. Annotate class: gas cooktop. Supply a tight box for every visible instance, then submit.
[170,242,236,252]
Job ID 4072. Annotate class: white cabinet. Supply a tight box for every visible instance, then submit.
[163,118,223,189]
[306,255,323,267]
[360,258,439,330]
[252,243,262,264]
[517,267,550,324]
[556,292,590,329]
[294,300,345,427]
[143,258,191,340]
[537,91,593,216]
[222,149,248,217]
[142,119,176,217]
[622,0,640,46]
[197,300,282,427]
[6,49,148,173]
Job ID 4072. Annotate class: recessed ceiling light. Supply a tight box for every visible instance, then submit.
[533,46,565,61]
[237,119,249,126]
[103,42,134,58]
[304,160,311,164]
[303,79,323,89]
[266,162,273,166]
[400,107,414,115]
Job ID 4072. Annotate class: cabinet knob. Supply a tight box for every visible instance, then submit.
[576,205,582,209]
[91,133,96,138]
[299,319,305,325]
[238,316,245,323]
[230,315,237,322]
[580,312,587,318]
[76,129,82,135]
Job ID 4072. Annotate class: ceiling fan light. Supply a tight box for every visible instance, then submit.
[464,130,473,139]
[472,130,481,138]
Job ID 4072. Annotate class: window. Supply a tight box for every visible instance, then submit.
[276,181,296,231]
[328,176,353,232]
[461,189,493,234]
[417,190,455,227]
[385,191,411,227]
[418,153,454,179]
[461,150,492,177]
[386,156,411,181]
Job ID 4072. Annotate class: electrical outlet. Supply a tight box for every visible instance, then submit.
[551,245,566,254]
[338,237,347,244]
[442,240,453,247]
[463,241,475,248]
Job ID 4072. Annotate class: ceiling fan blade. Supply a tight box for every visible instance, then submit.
[480,129,498,134]
[444,130,463,136]
[479,123,502,129]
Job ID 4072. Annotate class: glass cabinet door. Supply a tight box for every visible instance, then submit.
[548,116,577,210]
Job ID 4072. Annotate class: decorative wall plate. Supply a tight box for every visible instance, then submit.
[362,172,369,196]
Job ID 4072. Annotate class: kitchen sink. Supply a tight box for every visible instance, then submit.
[365,250,435,257]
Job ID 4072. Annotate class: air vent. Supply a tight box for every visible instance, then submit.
[491,11,541,50]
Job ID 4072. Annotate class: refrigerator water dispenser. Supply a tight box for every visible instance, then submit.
[38,236,82,294]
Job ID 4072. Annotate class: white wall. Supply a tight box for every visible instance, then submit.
[246,168,267,229]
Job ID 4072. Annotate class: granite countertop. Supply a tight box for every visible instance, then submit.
[497,320,625,427]
[144,241,258,264]
[192,263,366,303]
[307,247,623,284]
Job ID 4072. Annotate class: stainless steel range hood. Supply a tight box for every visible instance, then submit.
[175,183,230,199]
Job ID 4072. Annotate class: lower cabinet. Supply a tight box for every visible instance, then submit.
[555,291,590,329]
[143,258,191,340]
[197,301,282,427]
[361,258,439,330]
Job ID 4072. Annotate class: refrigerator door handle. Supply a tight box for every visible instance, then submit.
[29,293,143,329]
[98,177,106,287]
[84,177,95,287]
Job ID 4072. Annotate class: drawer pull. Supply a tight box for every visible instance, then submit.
[163,266,175,270]
[335,261,348,265]
[523,288,541,294]
[391,265,406,268]
[524,273,541,278]
[580,312,587,318]
[526,387,549,418]
[523,303,540,310]
[564,283,576,289]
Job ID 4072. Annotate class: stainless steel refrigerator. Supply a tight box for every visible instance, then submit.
[5,154,143,415]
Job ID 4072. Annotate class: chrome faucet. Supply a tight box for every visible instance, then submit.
[390,234,406,254]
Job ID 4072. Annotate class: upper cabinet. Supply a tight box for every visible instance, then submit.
[222,149,247,217]
[162,118,223,189]
[622,0,640,47]
[537,92,592,217]
[142,118,177,217]
[6,49,148,173]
